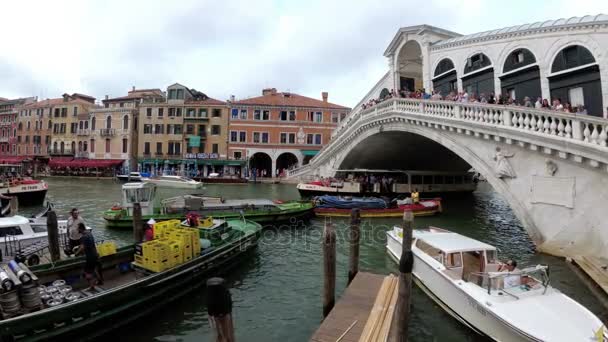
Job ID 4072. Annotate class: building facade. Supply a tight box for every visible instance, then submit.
[137,83,230,176]
[0,97,35,157]
[367,14,608,117]
[229,88,350,178]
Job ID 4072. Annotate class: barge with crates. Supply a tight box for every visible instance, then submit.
[0,216,262,341]
[103,182,313,228]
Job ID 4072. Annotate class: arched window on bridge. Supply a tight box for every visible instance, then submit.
[432,58,457,97]
[396,40,423,92]
[462,53,494,98]
[549,45,602,116]
[500,48,541,104]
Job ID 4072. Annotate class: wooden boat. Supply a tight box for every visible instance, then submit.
[313,196,442,218]
[141,175,202,189]
[0,218,262,341]
[103,182,313,228]
[386,226,606,341]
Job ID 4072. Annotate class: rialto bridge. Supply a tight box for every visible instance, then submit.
[288,15,608,259]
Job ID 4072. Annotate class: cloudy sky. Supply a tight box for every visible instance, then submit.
[1,0,605,107]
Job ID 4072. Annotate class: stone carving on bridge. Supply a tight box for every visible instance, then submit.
[545,160,558,176]
[494,147,516,179]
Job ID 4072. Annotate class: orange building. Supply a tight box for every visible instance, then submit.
[229,88,350,177]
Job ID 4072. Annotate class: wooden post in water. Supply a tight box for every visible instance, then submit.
[207,277,235,342]
[46,210,60,262]
[389,210,414,341]
[323,222,336,318]
[33,162,38,178]
[8,197,18,216]
[348,208,361,285]
[133,202,144,243]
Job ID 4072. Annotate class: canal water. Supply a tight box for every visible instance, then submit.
[26,178,607,341]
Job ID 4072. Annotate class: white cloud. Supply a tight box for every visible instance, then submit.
[0,0,605,107]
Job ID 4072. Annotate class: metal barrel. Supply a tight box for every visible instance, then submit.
[0,271,15,292]
[8,261,31,284]
[0,291,21,314]
[20,283,42,309]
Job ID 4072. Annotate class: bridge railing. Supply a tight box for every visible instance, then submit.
[289,98,608,178]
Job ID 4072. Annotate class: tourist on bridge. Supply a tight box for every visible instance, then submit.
[67,208,85,254]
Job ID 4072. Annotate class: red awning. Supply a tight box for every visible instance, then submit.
[0,156,28,164]
[48,159,124,168]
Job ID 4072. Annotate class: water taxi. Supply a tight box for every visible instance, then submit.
[0,164,48,206]
[386,226,606,341]
[0,217,262,340]
[297,169,476,197]
[103,182,313,228]
[141,175,203,189]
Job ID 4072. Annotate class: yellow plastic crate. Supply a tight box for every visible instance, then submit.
[181,228,201,256]
[145,258,168,272]
[168,252,183,268]
[198,217,214,228]
[165,219,182,229]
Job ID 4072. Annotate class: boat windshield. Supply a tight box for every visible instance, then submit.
[468,265,550,298]
[124,187,154,203]
[179,177,192,182]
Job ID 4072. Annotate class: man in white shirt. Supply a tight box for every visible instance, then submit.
[534,97,542,109]
[67,208,85,254]
[498,260,521,288]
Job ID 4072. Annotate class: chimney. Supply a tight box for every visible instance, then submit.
[105,95,109,100]
[322,92,328,102]
[262,88,277,96]
[230,95,235,102]
[132,86,136,92]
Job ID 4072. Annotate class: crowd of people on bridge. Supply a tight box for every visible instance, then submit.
[361,87,589,115]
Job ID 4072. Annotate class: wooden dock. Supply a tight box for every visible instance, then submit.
[310,272,386,342]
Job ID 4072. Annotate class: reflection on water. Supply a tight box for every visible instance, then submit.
[30,178,607,341]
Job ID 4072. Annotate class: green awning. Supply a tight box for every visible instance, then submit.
[301,150,319,156]
[201,159,244,166]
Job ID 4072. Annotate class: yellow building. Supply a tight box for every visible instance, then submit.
[48,93,98,156]
[137,83,231,176]
[81,88,164,170]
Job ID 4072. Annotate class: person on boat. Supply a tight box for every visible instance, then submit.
[74,223,103,290]
[498,259,521,288]
[411,189,420,204]
[67,208,85,254]
[143,223,154,242]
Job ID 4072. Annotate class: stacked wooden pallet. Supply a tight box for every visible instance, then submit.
[358,274,399,342]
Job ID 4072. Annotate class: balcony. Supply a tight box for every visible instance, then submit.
[99,128,116,137]
[75,151,90,158]
[49,148,74,156]
[0,137,8,143]
[76,129,90,136]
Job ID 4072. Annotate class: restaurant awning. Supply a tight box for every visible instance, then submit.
[49,159,124,168]
[0,156,29,164]
[301,150,319,156]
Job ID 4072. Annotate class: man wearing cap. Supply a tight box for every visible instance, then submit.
[144,218,156,241]
[67,208,85,254]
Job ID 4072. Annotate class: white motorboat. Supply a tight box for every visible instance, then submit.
[0,214,91,265]
[141,175,203,189]
[386,226,606,342]
[116,172,145,182]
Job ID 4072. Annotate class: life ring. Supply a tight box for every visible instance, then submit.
[111,206,122,211]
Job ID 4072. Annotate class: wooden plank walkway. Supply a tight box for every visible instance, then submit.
[310,272,385,342]
[571,256,608,295]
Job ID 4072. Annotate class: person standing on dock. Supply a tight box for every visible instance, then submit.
[412,189,420,204]
[67,208,85,254]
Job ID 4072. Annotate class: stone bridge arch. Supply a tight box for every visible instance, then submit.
[328,121,541,244]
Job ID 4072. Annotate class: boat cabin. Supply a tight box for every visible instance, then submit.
[121,182,157,216]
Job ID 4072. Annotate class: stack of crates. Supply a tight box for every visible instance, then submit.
[97,241,117,257]
[181,227,201,257]
[152,219,182,239]
[169,230,193,262]
[137,240,170,272]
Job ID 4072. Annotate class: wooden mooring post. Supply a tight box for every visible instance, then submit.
[132,202,144,243]
[8,197,18,216]
[389,210,414,341]
[46,210,60,262]
[348,208,361,285]
[207,277,235,342]
[323,222,336,318]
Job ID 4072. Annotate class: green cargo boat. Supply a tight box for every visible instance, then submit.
[2,217,262,341]
[103,182,313,228]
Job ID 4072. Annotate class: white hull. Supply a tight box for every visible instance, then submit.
[386,230,604,342]
[143,179,202,189]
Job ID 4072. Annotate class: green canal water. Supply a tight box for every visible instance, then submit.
[23,178,607,341]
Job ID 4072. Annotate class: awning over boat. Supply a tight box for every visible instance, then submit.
[49,159,124,168]
[301,150,319,157]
